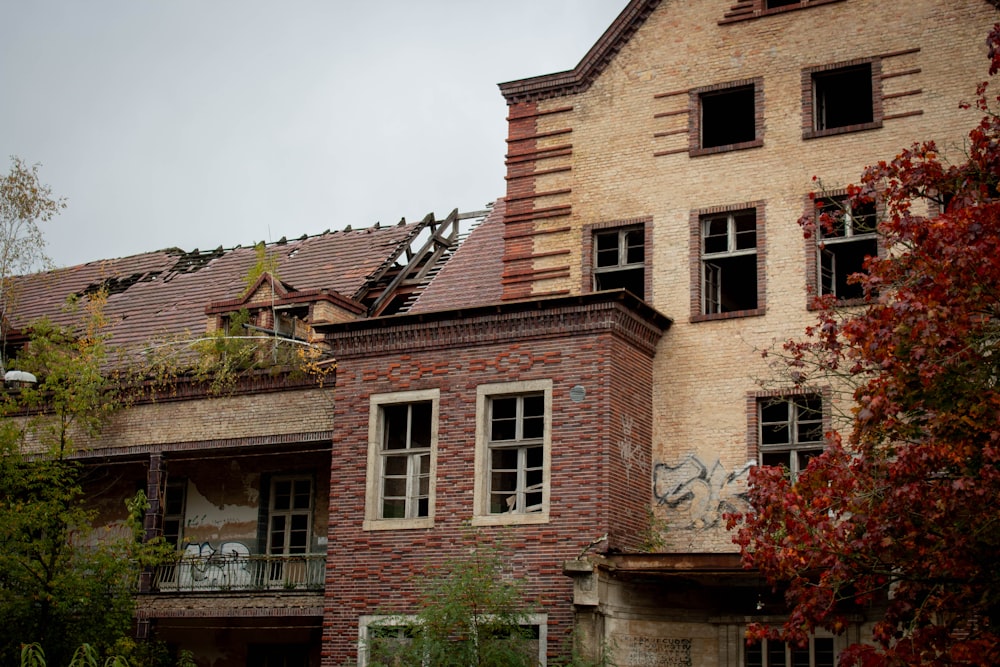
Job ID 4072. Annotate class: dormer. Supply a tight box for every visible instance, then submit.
[204,272,365,340]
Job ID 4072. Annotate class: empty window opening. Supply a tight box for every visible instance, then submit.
[816,197,877,301]
[488,394,545,515]
[701,210,758,314]
[701,85,756,148]
[765,0,801,8]
[162,479,187,548]
[747,636,835,667]
[813,65,873,131]
[593,227,645,299]
[379,401,432,520]
[759,395,824,481]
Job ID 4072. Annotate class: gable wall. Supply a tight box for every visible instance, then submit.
[504,0,998,551]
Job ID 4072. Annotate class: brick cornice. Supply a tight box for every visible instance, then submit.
[498,0,662,104]
[136,593,323,619]
[320,291,671,359]
[68,430,334,461]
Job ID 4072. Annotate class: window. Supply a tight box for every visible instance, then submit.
[593,226,645,299]
[358,614,547,667]
[692,202,765,321]
[758,395,825,480]
[365,389,439,530]
[815,196,877,301]
[804,60,881,139]
[361,617,419,667]
[162,479,186,548]
[765,0,800,7]
[473,380,552,526]
[746,637,835,667]
[267,475,312,556]
[701,209,758,314]
[690,79,763,155]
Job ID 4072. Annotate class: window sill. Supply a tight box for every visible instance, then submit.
[691,308,765,323]
[804,121,882,140]
[471,512,550,528]
[807,296,869,311]
[363,517,435,531]
[690,138,763,158]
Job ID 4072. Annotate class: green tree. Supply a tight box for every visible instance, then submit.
[0,157,65,372]
[0,296,171,666]
[367,537,537,667]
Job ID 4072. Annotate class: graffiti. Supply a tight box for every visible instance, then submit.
[619,413,637,484]
[176,541,252,589]
[653,455,753,529]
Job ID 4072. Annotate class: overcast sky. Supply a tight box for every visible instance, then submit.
[1,1,629,269]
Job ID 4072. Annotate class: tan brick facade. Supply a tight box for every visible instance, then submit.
[502,0,998,554]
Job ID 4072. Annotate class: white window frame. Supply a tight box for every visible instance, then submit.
[815,196,877,300]
[745,634,837,667]
[358,614,421,667]
[592,225,645,298]
[267,474,314,556]
[357,613,547,667]
[364,388,440,531]
[758,395,825,481]
[700,210,758,314]
[472,380,552,527]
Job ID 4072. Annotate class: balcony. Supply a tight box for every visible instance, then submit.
[152,553,325,592]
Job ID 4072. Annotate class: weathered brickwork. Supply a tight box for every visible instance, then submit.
[503,0,998,553]
[317,295,665,666]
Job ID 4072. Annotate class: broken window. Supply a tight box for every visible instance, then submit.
[593,226,645,299]
[378,401,432,520]
[699,84,757,149]
[765,0,800,7]
[365,389,439,530]
[474,380,551,525]
[809,62,878,136]
[746,636,835,667]
[487,394,545,515]
[816,196,877,301]
[701,209,759,314]
[758,395,825,481]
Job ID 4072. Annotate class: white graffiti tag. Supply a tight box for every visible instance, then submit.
[177,541,252,589]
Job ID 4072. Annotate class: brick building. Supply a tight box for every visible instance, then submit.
[4,1,998,666]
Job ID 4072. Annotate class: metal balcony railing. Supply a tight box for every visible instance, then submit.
[152,553,325,592]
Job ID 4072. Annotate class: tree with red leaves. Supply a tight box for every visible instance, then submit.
[729,27,1000,666]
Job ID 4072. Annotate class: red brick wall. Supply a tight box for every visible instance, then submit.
[318,296,664,666]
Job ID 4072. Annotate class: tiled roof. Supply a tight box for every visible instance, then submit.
[7,223,419,353]
[408,200,506,314]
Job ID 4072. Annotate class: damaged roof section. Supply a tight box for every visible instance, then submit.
[5,207,494,359]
